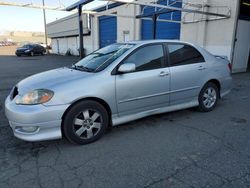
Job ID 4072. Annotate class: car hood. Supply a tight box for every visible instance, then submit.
[17,67,92,94]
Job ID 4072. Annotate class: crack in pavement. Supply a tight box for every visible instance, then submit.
[175,122,250,160]
[143,125,250,188]
[144,145,223,187]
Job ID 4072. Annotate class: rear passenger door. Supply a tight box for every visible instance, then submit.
[167,43,207,105]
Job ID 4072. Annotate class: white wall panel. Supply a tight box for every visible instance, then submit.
[180,0,238,61]
[67,37,78,55]
[58,38,68,55]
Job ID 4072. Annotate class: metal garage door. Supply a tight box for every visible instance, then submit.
[141,0,182,40]
[99,16,117,48]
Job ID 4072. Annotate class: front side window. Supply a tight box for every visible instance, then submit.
[168,44,205,66]
[74,43,135,72]
[122,44,164,72]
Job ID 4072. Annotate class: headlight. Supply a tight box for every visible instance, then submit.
[16,89,54,105]
[24,49,30,53]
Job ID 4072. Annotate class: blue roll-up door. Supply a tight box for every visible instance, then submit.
[141,0,182,40]
[99,16,117,48]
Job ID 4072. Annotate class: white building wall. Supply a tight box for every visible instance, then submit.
[47,3,141,56]
[67,37,79,55]
[90,16,99,52]
[180,0,238,61]
[116,4,141,42]
[232,20,250,73]
[58,38,68,54]
[50,37,79,55]
[90,4,141,52]
[47,14,89,38]
[51,39,58,54]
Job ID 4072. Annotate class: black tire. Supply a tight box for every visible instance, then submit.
[30,51,34,56]
[63,100,109,145]
[16,54,21,57]
[197,82,219,112]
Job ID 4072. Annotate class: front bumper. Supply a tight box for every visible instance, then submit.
[5,95,69,142]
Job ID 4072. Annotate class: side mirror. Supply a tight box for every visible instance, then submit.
[118,63,136,73]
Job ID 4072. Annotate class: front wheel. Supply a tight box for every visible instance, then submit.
[63,100,109,144]
[198,82,219,112]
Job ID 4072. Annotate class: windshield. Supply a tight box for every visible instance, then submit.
[73,43,135,72]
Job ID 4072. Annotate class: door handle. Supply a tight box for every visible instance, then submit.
[198,66,206,71]
[159,71,169,77]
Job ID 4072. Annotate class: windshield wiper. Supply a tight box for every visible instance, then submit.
[71,64,95,72]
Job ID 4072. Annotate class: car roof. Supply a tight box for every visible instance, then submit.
[124,39,192,45]
[23,43,34,46]
[122,39,201,53]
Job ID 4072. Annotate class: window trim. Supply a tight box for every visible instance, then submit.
[166,42,205,67]
[111,42,167,75]
[163,43,171,67]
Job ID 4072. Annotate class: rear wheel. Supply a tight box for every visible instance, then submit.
[198,82,219,112]
[30,51,34,56]
[63,100,109,144]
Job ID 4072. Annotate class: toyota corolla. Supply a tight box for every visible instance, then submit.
[5,40,232,144]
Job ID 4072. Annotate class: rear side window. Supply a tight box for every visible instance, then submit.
[122,44,164,72]
[168,44,205,66]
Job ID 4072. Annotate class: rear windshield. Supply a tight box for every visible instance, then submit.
[74,43,135,72]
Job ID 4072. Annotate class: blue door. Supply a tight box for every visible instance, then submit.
[99,16,117,48]
[141,0,182,40]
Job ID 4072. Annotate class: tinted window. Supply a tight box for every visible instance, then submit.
[23,44,33,49]
[122,44,164,72]
[168,44,205,66]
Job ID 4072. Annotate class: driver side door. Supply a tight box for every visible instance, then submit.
[115,44,170,116]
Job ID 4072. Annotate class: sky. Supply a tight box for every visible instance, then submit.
[0,0,107,32]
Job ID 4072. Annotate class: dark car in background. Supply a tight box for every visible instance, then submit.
[15,44,46,57]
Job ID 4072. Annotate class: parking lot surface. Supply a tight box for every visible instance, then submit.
[0,54,250,188]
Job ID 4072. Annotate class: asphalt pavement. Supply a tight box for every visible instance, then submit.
[0,54,250,188]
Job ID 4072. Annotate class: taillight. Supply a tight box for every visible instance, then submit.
[228,63,232,73]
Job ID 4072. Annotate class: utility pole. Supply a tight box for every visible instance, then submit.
[66,0,94,59]
[78,4,84,59]
[42,0,48,49]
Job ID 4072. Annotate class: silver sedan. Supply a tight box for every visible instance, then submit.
[5,40,232,144]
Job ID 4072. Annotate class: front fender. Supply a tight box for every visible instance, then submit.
[43,73,117,114]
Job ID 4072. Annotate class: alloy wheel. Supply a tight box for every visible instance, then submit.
[73,109,102,139]
[202,87,217,108]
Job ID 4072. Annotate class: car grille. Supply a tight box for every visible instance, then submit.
[11,86,18,100]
